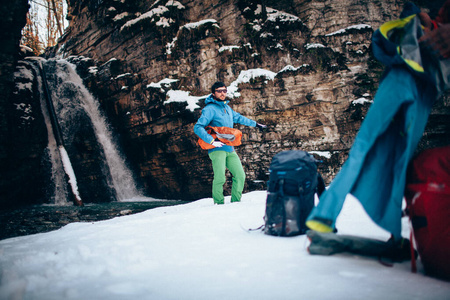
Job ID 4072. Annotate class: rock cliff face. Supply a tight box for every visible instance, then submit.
[52,0,449,201]
[0,0,36,207]
[3,0,449,206]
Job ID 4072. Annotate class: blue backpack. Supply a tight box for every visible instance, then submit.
[264,151,325,236]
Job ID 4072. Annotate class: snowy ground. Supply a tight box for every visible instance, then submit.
[1,191,449,300]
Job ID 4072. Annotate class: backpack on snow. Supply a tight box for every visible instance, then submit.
[405,145,450,280]
[264,150,325,236]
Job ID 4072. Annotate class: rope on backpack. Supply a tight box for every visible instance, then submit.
[247,224,265,232]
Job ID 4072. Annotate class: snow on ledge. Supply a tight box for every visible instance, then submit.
[325,24,372,37]
[278,64,310,73]
[160,61,339,111]
[166,0,185,9]
[149,78,204,111]
[228,68,277,98]
[114,73,132,80]
[147,78,179,89]
[165,90,207,112]
[165,19,219,55]
[166,37,178,55]
[305,43,325,50]
[309,151,333,159]
[161,69,277,111]
[88,66,98,75]
[120,6,169,31]
[113,12,132,22]
[156,17,175,27]
[183,19,218,30]
[255,4,302,24]
[100,58,118,67]
[352,97,373,105]
[219,45,241,53]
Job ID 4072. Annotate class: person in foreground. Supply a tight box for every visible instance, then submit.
[418,0,450,58]
[194,81,266,205]
[306,1,450,239]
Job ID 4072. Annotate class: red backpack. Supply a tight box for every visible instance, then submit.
[405,145,450,280]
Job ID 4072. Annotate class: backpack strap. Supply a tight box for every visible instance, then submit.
[317,173,326,197]
[275,174,287,235]
[278,177,285,196]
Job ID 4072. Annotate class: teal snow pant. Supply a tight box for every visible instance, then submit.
[208,151,245,204]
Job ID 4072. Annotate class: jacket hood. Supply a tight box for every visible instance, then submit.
[372,14,450,98]
[205,94,229,106]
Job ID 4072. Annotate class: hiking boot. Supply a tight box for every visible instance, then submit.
[307,230,345,255]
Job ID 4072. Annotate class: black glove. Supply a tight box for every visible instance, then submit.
[256,123,267,130]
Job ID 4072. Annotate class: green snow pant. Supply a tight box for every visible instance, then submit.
[208,151,245,204]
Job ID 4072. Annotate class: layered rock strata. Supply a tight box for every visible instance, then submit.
[3,0,449,206]
[53,0,450,200]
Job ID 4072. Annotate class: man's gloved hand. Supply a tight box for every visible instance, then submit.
[211,140,225,147]
[256,123,267,130]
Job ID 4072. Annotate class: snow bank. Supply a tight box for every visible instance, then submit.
[1,192,448,300]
